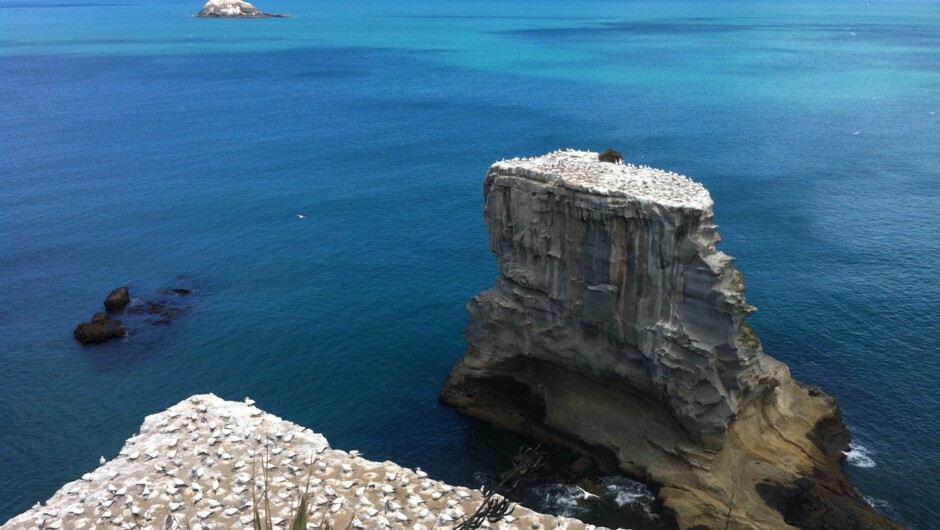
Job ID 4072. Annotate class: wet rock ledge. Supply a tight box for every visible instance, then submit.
[1,394,602,530]
[441,150,902,530]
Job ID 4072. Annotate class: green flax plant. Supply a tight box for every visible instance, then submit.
[251,450,311,530]
[250,449,355,530]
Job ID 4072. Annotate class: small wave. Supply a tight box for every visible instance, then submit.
[863,494,909,523]
[843,442,876,468]
[599,476,659,521]
[529,483,594,517]
[529,477,660,522]
[864,495,891,511]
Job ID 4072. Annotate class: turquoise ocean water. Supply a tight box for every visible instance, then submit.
[1,0,938,527]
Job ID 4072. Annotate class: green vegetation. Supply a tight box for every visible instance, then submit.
[250,454,356,530]
[598,148,623,164]
[164,447,537,530]
[738,322,761,349]
[730,269,746,294]
[164,452,353,530]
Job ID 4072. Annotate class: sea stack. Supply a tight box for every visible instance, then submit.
[195,0,287,18]
[441,150,901,529]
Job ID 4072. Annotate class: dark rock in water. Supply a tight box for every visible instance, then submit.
[74,313,125,344]
[196,0,289,18]
[104,287,130,313]
[73,287,193,344]
[74,282,197,345]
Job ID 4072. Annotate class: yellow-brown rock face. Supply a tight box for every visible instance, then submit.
[441,150,902,530]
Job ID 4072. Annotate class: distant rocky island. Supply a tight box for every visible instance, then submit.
[195,0,289,18]
[441,150,902,529]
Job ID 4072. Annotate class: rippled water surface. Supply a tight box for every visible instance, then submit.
[2,0,939,527]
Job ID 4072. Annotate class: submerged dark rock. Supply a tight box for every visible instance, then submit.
[74,313,125,344]
[75,284,196,344]
[127,300,190,325]
[103,287,130,313]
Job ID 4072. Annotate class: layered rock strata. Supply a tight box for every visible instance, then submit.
[2,394,602,530]
[196,0,288,18]
[441,150,901,530]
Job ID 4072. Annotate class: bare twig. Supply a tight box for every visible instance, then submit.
[453,445,546,530]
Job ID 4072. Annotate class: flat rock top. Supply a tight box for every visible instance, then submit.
[196,0,287,17]
[491,150,712,210]
[2,394,604,530]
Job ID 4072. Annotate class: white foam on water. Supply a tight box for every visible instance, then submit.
[864,495,891,511]
[599,476,659,521]
[863,494,909,525]
[530,476,661,522]
[843,442,876,468]
[530,483,594,517]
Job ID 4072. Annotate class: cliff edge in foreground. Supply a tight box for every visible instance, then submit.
[2,394,601,530]
[441,150,901,530]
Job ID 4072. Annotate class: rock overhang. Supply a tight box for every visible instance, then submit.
[442,150,903,529]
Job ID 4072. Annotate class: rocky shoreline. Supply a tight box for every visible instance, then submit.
[441,150,902,530]
[1,394,603,530]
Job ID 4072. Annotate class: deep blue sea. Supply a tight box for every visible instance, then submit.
[1,0,938,527]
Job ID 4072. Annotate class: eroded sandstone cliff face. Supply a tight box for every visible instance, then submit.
[441,150,901,530]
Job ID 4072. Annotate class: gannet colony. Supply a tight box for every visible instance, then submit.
[489,150,711,210]
[1,394,603,530]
